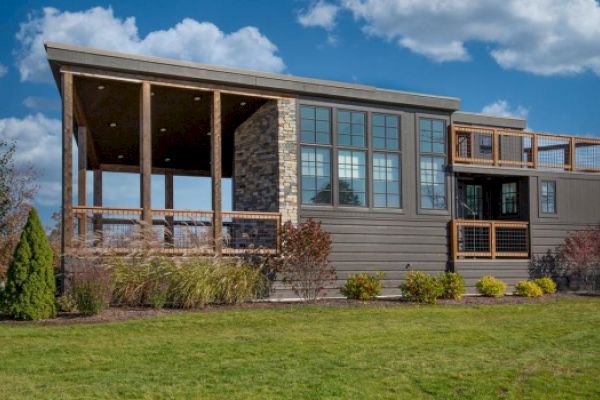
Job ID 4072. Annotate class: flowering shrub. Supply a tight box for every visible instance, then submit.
[514,280,544,297]
[437,272,466,300]
[400,271,443,304]
[534,277,557,295]
[476,276,507,297]
[341,272,384,300]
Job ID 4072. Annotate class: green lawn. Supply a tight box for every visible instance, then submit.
[1,297,599,399]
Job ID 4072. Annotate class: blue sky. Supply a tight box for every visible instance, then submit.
[1,0,599,227]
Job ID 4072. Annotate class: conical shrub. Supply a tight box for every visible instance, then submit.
[2,208,56,320]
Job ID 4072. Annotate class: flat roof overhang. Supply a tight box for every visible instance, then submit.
[45,42,461,111]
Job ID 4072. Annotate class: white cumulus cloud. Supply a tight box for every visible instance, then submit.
[16,6,286,82]
[481,100,529,119]
[298,1,340,30]
[0,113,62,206]
[0,63,7,77]
[310,0,600,76]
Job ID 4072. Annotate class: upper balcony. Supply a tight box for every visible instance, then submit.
[450,124,600,173]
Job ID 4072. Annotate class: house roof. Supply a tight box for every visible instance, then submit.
[45,41,461,111]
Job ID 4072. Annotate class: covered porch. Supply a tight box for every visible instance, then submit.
[451,173,530,259]
[60,68,291,257]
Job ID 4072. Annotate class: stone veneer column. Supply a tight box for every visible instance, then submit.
[277,98,298,224]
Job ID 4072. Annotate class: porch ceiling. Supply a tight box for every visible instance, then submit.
[74,75,268,177]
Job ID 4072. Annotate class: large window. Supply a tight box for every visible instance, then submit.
[337,110,365,147]
[372,114,399,150]
[301,146,331,205]
[501,182,518,215]
[373,153,400,208]
[541,180,556,214]
[419,118,447,210]
[338,150,366,206]
[300,106,331,144]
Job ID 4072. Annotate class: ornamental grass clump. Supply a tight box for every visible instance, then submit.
[514,280,544,297]
[341,272,384,300]
[476,276,507,297]
[1,208,56,320]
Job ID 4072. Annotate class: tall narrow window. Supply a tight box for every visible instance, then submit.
[419,119,447,210]
[373,153,400,208]
[541,180,556,214]
[372,114,399,150]
[300,106,331,144]
[338,110,365,147]
[501,182,518,215]
[301,146,331,205]
[338,150,366,206]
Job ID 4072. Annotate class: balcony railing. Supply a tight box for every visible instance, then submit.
[450,124,600,172]
[451,219,529,259]
[71,206,281,256]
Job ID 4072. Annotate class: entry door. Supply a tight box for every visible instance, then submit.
[465,184,483,219]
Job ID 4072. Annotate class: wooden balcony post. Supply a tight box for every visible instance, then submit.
[570,137,577,171]
[211,90,223,256]
[93,169,103,244]
[165,173,174,245]
[77,127,87,239]
[61,72,74,258]
[531,134,538,169]
[490,221,496,259]
[140,81,152,238]
[493,129,500,166]
[451,220,458,260]
[449,125,455,164]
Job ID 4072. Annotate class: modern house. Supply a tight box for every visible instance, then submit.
[46,42,600,296]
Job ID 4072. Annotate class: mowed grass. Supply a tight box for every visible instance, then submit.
[1,298,599,399]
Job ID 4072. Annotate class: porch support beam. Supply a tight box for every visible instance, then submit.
[140,81,152,237]
[61,72,74,258]
[165,173,174,244]
[211,90,222,256]
[77,126,87,238]
[93,169,103,244]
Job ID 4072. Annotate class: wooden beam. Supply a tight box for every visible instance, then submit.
[61,72,74,258]
[211,90,223,256]
[99,163,210,177]
[93,169,103,244]
[77,126,87,238]
[165,173,174,245]
[140,81,152,235]
[493,129,500,166]
[570,137,577,171]
[531,134,538,169]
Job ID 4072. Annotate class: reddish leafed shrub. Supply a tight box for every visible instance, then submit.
[558,226,600,290]
[278,219,335,302]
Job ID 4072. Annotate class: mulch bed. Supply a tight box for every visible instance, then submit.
[0,293,595,326]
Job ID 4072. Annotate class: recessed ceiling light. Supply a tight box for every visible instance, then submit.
[240,101,247,106]
[151,92,155,96]
[206,131,212,136]
[160,128,167,133]
[117,154,124,159]
[109,122,117,128]
[97,85,105,90]
[165,158,171,163]
[193,96,201,102]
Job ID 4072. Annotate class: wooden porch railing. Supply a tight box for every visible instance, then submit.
[451,219,529,260]
[450,124,600,172]
[71,206,281,255]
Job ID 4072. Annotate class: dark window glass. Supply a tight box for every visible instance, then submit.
[501,182,518,215]
[541,180,556,214]
[373,152,400,208]
[480,134,492,156]
[338,110,366,147]
[300,106,331,144]
[372,114,400,150]
[420,119,445,154]
[301,146,331,204]
[338,150,366,206]
[420,156,446,209]
[465,184,483,219]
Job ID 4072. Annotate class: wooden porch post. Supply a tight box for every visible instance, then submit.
[165,173,174,245]
[140,81,152,238]
[211,90,223,256]
[61,72,74,259]
[570,137,577,171]
[77,126,87,239]
[93,169,103,244]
